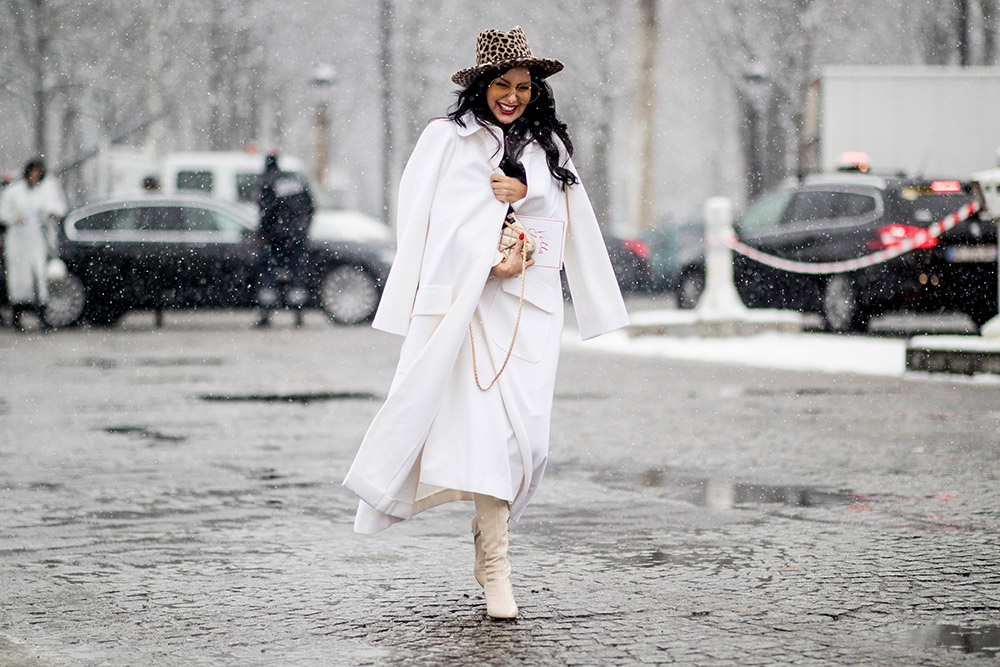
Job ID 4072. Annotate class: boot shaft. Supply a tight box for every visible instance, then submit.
[472,494,517,619]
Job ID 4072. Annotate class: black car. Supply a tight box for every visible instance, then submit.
[42,195,394,327]
[606,235,654,293]
[674,174,998,331]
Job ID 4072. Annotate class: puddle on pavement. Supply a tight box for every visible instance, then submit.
[28,481,65,492]
[212,464,319,489]
[138,357,226,367]
[103,426,187,443]
[73,357,118,369]
[65,356,224,369]
[916,624,1000,657]
[596,531,754,573]
[742,386,885,397]
[607,468,856,510]
[199,391,378,404]
[554,392,612,401]
[619,545,743,569]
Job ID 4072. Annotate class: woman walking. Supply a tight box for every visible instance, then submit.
[0,158,67,330]
[343,26,628,619]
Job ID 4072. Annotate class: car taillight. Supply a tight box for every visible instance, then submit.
[868,223,937,250]
[930,180,962,193]
[622,239,650,258]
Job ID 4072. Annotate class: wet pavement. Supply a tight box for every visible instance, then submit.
[2,308,999,665]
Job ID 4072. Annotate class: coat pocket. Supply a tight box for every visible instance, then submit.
[396,285,452,379]
[411,284,453,316]
[500,272,561,314]
[486,272,559,363]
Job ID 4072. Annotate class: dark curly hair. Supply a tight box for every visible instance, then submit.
[447,67,578,190]
[23,157,46,181]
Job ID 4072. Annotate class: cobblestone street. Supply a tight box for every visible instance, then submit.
[2,309,999,665]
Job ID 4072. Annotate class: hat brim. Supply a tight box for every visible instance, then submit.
[451,58,564,88]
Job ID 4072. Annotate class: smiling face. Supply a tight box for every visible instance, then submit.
[486,67,532,125]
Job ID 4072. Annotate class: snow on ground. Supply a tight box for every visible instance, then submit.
[561,303,1000,381]
[565,328,907,377]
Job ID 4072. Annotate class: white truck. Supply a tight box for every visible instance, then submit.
[94,147,390,242]
[802,66,1000,179]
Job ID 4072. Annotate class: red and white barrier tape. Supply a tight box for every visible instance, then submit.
[720,200,981,275]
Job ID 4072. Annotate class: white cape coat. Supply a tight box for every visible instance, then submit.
[343,116,628,534]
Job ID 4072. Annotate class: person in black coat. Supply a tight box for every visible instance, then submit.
[255,153,314,327]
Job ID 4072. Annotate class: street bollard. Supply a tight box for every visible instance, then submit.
[696,196,748,320]
[971,168,1000,338]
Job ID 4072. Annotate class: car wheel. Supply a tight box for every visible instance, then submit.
[43,273,86,328]
[319,264,379,324]
[822,274,868,333]
[676,269,704,309]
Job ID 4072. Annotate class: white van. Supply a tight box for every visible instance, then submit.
[160,151,310,205]
[97,148,390,242]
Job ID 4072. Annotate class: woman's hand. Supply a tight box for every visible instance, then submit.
[490,174,527,203]
[490,236,535,279]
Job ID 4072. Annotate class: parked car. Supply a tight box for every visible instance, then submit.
[42,194,394,328]
[674,173,998,331]
[606,234,654,292]
[640,219,704,293]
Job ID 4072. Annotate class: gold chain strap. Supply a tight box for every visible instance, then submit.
[469,238,528,391]
[469,188,571,392]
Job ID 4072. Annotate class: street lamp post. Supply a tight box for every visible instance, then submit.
[309,64,336,187]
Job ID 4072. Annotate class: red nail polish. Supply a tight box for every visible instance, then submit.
[519,233,524,240]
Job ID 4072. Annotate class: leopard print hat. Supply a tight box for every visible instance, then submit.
[451,26,564,88]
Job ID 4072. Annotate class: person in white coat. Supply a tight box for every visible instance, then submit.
[0,158,67,330]
[343,26,629,619]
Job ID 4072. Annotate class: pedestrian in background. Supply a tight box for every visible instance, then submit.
[0,172,11,327]
[343,26,628,619]
[0,158,67,331]
[255,152,313,328]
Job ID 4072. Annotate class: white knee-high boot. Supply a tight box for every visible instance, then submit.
[472,493,517,619]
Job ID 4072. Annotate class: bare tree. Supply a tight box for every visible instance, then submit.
[983,0,1000,63]
[9,0,57,156]
[196,0,270,150]
[379,0,394,219]
[959,0,972,65]
[579,0,628,226]
[693,0,863,201]
[6,0,137,193]
[917,0,1000,65]
[633,0,658,229]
